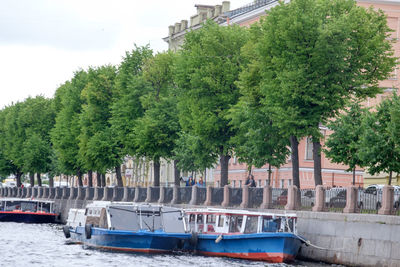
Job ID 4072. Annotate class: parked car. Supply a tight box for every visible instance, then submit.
[276,190,288,205]
[328,190,347,208]
[301,190,315,207]
[358,184,383,210]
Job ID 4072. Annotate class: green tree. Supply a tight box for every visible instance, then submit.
[51,71,88,186]
[325,101,368,185]
[358,94,400,185]
[79,65,122,186]
[245,0,395,187]
[175,20,249,187]
[134,52,179,186]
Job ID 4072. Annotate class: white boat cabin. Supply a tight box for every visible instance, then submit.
[185,208,297,235]
[0,198,54,213]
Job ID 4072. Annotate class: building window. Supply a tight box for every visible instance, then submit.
[288,179,292,186]
[239,180,242,188]
[280,179,284,188]
[258,180,261,187]
[305,137,313,160]
[232,180,236,187]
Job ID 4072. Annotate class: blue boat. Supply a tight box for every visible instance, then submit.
[184,208,304,263]
[0,198,58,223]
[64,202,192,253]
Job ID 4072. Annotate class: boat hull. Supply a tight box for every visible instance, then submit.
[0,211,57,223]
[193,232,302,263]
[71,226,191,253]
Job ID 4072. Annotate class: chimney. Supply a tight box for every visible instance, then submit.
[214,5,222,16]
[168,25,175,36]
[181,20,188,30]
[174,22,181,33]
[207,8,214,18]
[222,1,230,13]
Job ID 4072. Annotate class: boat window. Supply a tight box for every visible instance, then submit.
[197,214,203,223]
[284,218,295,232]
[189,214,195,222]
[229,215,243,233]
[206,214,216,223]
[262,216,281,232]
[244,216,258,233]
[217,216,224,227]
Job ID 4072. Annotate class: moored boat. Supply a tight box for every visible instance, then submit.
[64,202,193,253]
[0,198,58,223]
[184,208,304,263]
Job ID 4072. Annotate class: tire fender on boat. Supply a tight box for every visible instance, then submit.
[85,224,92,239]
[63,225,71,239]
[215,235,223,243]
[189,231,198,247]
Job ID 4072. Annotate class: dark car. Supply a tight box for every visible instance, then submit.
[276,190,288,205]
[328,190,346,208]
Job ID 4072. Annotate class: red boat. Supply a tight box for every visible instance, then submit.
[0,198,58,223]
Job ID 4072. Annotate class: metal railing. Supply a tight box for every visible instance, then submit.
[325,188,347,212]
[271,188,287,209]
[224,0,278,19]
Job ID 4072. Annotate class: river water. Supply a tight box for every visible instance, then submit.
[0,222,337,267]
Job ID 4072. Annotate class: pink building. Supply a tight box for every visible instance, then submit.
[213,0,400,189]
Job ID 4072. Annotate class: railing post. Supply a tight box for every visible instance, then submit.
[240,185,249,208]
[133,186,141,202]
[221,185,230,208]
[171,185,180,204]
[122,187,129,202]
[378,185,394,215]
[260,185,272,209]
[189,185,199,206]
[343,186,359,213]
[204,186,213,206]
[285,185,300,210]
[312,185,326,212]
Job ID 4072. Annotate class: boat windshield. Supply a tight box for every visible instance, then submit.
[244,216,258,233]
[262,216,281,232]
[228,215,243,233]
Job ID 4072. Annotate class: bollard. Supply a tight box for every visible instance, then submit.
[343,186,359,213]
[69,187,77,200]
[54,187,62,199]
[26,187,32,198]
[312,185,326,212]
[158,187,166,204]
[85,187,94,201]
[37,187,43,198]
[76,187,85,200]
[285,185,300,210]
[378,185,394,215]
[62,187,70,199]
[204,186,213,206]
[240,185,249,208]
[21,187,27,198]
[48,188,55,199]
[221,185,230,208]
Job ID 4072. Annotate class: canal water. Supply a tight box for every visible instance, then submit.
[0,222,338,267]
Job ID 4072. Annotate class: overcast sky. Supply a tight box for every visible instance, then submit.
[0,0,251,108]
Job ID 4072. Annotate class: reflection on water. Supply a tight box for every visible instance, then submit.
[0,222,334,267]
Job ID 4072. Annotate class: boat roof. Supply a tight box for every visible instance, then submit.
[0,197,55,204]
[184,207,297,217]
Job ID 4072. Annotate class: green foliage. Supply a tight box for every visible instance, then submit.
[79,65,119,173]
[175,20,249,185]
[325,101,368,172]
[250,0,396,138]
[134,52,179,161]
[111,45,153,157]
[51,70,88,175]
[358,93,400,184]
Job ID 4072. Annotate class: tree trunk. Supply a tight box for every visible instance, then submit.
[88,170,93,187]
[153,159,160,187]
[389,170,392,186]
[36,173,42,186]
[174,160,180,186]
[77,170,83,187]
[352,168,356,186]
[115,165,123,187]
[268,163,272,185]
[313,139,323,186]
[49,176,54,188]
[29,172,35,187]
[96,172,101,187]
[16,172,22,187]
[101,173,106,187]
[219,153,230,187]
[290,136,300,188]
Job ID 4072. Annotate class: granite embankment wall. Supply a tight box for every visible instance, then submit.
[1,185,399,267]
